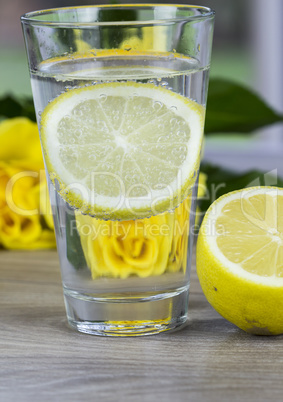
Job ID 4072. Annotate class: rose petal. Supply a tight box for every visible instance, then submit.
[0,117,43,169]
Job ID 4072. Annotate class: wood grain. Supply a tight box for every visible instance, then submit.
[0,250,282,402]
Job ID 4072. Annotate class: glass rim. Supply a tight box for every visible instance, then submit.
[21,4,215,27]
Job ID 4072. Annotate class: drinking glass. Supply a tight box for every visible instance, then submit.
[21,4,215,336]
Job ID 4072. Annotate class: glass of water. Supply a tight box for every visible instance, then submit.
[21,4,214,336]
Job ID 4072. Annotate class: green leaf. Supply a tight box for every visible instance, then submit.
[21,98,37,122]
[0,95,36,122]
[199,163,283,212]
[205,79,283,134]
[66,212,86,270]
[0,96,22,118]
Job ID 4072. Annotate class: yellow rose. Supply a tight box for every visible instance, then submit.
[0,117,44,170]
[0,118,55,249]
[74,29,92,53]
[0,161,55,250]
[167,198,191,273]
[120,27,167,52]
[167,174,207,272]
[76,210,178,279]
[75,198,193,279]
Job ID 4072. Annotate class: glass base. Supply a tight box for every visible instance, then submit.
[64,286,189,336]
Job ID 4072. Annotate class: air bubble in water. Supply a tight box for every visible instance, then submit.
[153,101,162,111]
[74,128,82,137]
[99,94,107,103]
[88,154,97,162]
[73,109,83,118]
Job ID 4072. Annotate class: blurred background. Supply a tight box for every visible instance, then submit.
[1,0,283,174]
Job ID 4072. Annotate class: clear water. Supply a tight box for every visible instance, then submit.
[30,54,208,333]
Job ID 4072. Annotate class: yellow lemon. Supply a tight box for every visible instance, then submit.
[41,81,204,220]
[196,186,283,335]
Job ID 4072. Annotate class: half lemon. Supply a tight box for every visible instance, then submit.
[197,186,283,335]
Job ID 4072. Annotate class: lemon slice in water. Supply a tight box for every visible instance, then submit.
[41,82,204,220]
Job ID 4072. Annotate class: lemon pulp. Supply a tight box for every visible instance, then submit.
[204,187,283,280]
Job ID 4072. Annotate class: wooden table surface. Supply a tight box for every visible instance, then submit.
[0,250,282,402]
